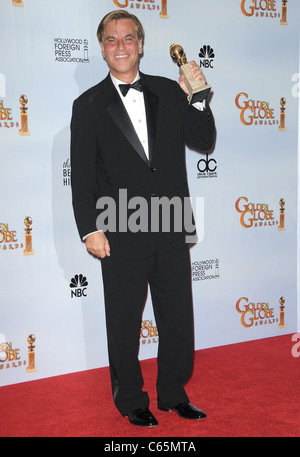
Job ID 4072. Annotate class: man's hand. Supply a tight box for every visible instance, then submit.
[179,60,206,96]
[85,231,110,258]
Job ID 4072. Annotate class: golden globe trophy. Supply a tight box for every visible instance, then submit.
[26,334,37,373]
[170,44,211,104]
[160,0,168,18]
[19,94,30,135]
[280,0,288,25]
[278,97,286,131]
[278,198,285,231]
[13,0,24,6]
[23,216,34,256]
[278,297,286,329]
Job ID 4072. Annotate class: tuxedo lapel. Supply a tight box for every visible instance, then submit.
[103,74,159,165]
[142,82,159,163]
[104,77,149,165]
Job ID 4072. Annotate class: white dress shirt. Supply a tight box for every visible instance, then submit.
[110,73,149,159]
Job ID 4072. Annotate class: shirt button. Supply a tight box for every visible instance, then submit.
[151,168,157,172]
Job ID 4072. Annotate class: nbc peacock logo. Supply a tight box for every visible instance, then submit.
[70,274,89,298]
[199,45,215,69]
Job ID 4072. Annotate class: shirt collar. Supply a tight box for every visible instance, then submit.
[110,72,140,92]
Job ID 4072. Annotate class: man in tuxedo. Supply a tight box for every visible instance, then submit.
[71,10,215,427]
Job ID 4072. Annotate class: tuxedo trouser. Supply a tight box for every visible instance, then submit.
[100,234,195,416]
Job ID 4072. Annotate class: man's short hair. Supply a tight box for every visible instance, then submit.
[97,10,145,45]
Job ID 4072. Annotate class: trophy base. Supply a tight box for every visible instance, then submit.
[26,367,37,373]
[24,250,34,256]
[190,86,211,104]
[278,127,286,131]
[278,227,285,231]
[19,130,30,136]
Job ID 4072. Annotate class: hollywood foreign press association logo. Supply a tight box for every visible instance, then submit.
[54,38,90,63]
[70,274,88,298]
[192,259,220,281]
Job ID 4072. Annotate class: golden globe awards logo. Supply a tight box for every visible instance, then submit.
[140,320,159,345]
[0,94,31,133]
[236,297,278,328]
[0,338,26,370]
[241,0,279,19]
[0,100,19,130]
[0,223,24,252]
[235,197,279,228]
[235,93,279,126]
[112,0,167,16]
[12,0,24,7]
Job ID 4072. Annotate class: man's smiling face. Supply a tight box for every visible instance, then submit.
[100,18,143,83]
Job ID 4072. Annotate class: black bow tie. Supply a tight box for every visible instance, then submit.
[119,79,143,97]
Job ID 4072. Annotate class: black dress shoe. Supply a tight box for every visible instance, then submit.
[127,408,158,427]
[159,402,206,420]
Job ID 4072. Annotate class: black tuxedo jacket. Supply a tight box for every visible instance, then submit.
[71,72,215,259]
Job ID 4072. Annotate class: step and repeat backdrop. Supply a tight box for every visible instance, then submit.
[1,0,299,387]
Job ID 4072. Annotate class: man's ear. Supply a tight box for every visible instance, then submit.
[100,42,105,59]
[138,39,143,55]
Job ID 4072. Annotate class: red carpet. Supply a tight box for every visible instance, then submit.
[0,334,299,438]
